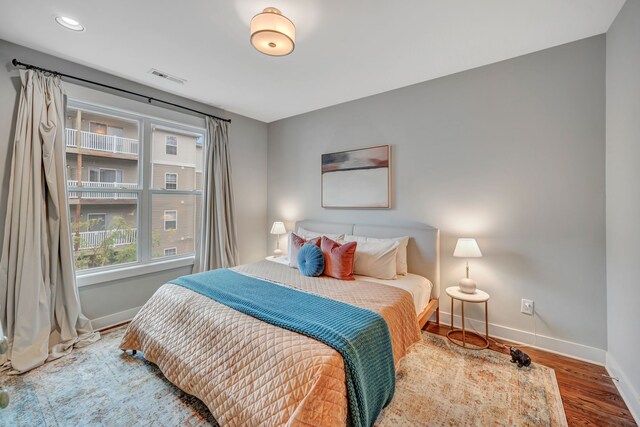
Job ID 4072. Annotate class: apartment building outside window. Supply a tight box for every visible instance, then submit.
[65,100,205,273]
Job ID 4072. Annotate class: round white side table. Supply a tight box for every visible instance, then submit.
[445,286,490,350]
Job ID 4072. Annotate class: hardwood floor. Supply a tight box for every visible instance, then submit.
[424,322,638,426]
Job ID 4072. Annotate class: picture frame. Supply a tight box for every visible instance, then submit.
[321,145,391,209]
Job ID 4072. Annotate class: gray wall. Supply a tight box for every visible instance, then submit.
[606,0,640,418]
[268,36,607,351]
[0,39,268,323]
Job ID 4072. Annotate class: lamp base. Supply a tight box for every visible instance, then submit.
[458,277,477,294]
[273,248,283,257]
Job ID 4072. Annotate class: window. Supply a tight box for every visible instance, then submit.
[66,103,140,272]
[164,210,177,231]
[166,135,177,155]
[65,100,204,274]
[165,173,177,190]
[89,168,124,184]
[90,122,107,135]
[90,122,124,137]
[151,126,203,259]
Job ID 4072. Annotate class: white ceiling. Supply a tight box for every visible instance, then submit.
[0,0,625,123]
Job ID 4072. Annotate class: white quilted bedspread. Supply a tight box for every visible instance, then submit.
[120,261,421,426]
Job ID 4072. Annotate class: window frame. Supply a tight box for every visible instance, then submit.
[165,135,178,155]
[164,172,178,190]
[66,99,206,286]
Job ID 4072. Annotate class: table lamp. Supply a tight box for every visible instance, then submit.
[270,221,287,257]
[453,238,482,293]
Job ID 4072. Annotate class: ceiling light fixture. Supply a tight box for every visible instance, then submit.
[55,16,85,32]
[250,7,295,56]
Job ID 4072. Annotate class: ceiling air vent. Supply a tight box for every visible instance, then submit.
[148,69,187,85]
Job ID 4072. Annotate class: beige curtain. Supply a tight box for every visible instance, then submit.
[195,117,239,271]
[0,70,99,374]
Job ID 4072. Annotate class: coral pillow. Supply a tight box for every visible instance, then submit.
[297,243,325,277]
[320,236,357,280]
[288,233,321,268]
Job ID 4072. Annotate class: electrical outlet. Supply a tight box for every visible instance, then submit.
[521,299,534,315]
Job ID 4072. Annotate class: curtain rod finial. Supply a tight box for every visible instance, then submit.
[11,59,18,67]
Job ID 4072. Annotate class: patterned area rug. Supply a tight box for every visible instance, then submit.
[376,333,567,426]
[1,326,566,426]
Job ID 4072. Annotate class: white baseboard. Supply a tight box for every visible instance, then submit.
[434,311,607,365]
[91,306,141,331]
[606,352,640,423]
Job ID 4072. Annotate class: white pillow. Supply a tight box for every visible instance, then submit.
[352,240,399,280]
[343,235,410,275]
[296,227,344,241]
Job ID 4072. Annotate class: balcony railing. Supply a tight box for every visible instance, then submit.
[67,180,138,200]
[75,228,137,250]
[66,129,139,155]
[67,180,138,189]
[68,191,137,200]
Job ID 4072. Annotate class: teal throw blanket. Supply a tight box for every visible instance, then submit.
[170,268,395,427]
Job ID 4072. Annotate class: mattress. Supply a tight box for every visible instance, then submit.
[355,273,433,315]
[275,255,433,315]
[120,260,420,426]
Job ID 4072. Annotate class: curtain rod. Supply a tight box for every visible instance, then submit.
[11,59,231,123]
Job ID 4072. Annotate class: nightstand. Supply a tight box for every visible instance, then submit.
[445,286,490,350]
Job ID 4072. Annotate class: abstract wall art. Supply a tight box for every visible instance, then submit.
[321,145,391,209]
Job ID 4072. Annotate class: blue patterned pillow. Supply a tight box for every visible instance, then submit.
[297,243,325,277]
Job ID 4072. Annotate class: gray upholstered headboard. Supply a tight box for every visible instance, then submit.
[295,220,441,298]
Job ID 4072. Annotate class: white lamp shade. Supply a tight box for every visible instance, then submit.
[453,238,482,258]
[250,8,295,56]
[270,221,287,235]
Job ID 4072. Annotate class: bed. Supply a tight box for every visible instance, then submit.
[120,220,440,426]
[294,220,441,328]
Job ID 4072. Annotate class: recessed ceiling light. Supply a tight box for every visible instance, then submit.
[55,16,85,31]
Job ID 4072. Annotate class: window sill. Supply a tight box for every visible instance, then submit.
[76,256,195,287]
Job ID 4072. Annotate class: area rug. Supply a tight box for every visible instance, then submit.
[1,326,566,426]
[376,333,568,427]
